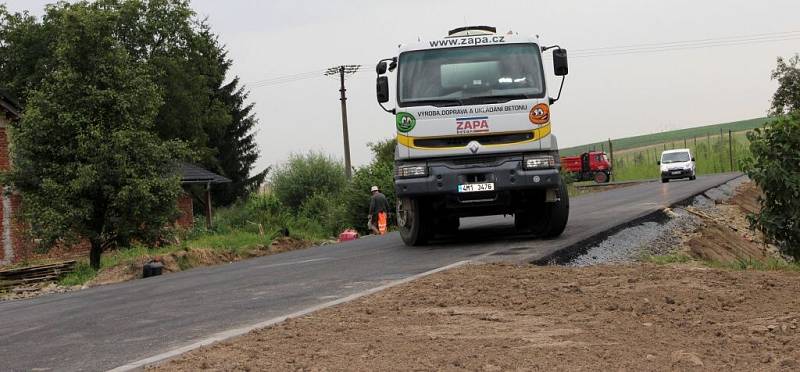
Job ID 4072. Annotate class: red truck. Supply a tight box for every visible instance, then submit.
[561,151,612,183]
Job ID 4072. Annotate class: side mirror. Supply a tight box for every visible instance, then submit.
[376,61,388,75]
[657,161,661,165]
[691,157,696,162]
[377,76,389,103]
[553,49,568,76]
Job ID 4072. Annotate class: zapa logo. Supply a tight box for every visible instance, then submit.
[456,117,490,134]
[529,103,550,126]
[396,112,416,133]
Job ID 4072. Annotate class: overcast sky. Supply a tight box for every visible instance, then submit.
[5,0,800,175]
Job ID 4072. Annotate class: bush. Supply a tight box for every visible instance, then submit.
[743,113,800,259]
[298,191,348,236]
[270,152,346,210]
[210,142,396,240]
[211,193,291,236]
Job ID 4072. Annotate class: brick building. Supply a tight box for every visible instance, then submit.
[0,91,22,265]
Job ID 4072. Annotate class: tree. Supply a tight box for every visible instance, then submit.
[770,54,800,116]
[212,77,268,205]
[1,1,259,200]
[0,5,58,106]
[744,113,800,259]
[742,55,800,259]
[8,3,187,269]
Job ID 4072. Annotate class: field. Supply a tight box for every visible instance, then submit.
[562,117,767,182]
[612,130,752,181]
[560,117,767,156]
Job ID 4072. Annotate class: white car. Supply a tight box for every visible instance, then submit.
[659,148,696,183]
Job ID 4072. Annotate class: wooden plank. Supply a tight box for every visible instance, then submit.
[0,260,76,291]
[0,260,76,275]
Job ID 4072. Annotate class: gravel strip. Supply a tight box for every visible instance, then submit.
[569,176,748,266]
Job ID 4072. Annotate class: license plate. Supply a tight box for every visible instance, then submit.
[671,171,682,175]
[458,183,495,193]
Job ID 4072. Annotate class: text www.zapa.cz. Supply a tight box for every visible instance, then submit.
[429,36,505,47]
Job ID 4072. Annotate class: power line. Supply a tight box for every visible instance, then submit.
[571,32,800,58]
[248,69,328,88]
[571,35,800,58]
[572,30,800,54]
[244,30,800,87]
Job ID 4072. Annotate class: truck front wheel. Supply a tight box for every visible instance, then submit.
[516,183,570,238]
[397,198,431,246]
[535,182,570,238]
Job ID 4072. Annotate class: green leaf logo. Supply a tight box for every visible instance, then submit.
[396,112,416,133]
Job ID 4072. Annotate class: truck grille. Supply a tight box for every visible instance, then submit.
[414,131,534,149]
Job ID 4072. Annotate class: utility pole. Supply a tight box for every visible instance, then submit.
[720,128,725,172]
[608,138,614,182]
[325,65,361,179]
[728,129,734,172]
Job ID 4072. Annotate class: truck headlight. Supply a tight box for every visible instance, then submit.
[523,155,555,170]
[396,165,428,178]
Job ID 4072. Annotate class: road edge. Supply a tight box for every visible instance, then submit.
[109,173,744,371]
[528,173,746,265]
[108,256,490,371]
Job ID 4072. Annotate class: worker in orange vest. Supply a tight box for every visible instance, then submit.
[368,185,389,235]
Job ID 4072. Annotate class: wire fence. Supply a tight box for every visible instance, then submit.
[594,130,751,182]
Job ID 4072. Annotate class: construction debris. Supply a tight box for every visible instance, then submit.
[0,261,76,292]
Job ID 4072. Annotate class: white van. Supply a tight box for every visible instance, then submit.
[659,148,696,183]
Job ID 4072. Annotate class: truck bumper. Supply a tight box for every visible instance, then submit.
[395,154,561,198]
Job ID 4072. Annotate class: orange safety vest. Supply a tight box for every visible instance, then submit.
[377,212,388,235]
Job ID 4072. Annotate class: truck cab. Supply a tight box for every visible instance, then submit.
[375,26,570,245]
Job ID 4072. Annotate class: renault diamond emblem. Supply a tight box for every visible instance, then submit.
[467,140,480,154]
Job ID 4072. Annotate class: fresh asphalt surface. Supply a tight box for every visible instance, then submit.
[0,173,742,372]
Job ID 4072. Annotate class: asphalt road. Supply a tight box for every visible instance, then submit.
[0,173,742,372]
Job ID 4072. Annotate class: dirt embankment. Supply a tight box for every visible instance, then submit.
[155,263,800,371]
[682,182,776,263]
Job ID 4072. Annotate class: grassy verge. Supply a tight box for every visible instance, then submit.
[57,228,296,287]
[51,191,347,288]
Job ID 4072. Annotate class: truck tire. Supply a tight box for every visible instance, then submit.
[514,212,532,232]
[437,217,460,235]
[662,178,669,183]
[397,198,431,246]
[516,182,570,237]
[593,171,609,184]
[534,182,570,238]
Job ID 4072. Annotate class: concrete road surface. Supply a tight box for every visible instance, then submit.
[0,173,742,371]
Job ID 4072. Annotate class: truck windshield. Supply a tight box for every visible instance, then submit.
[662,152,690,163]
[398,43,545,107]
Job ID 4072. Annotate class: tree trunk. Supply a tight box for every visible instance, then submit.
[89,239,103,270]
